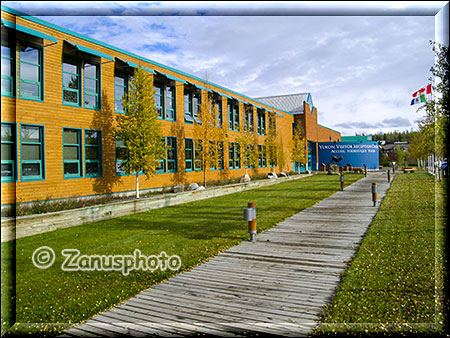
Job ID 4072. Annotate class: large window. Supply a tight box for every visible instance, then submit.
[85,130,102,177]
[62,56,80,105]
[214,97,223,127]
[115,138,128,175]
[228,142,240,169]
[19,44,42,100]
[84,63,100,109]
[258,145,267,168]
[244,106,254,133]
[1,38,15,97]
[114,72,127,113]
[154,82,163,119]
[63,128,82,178]
[184,91,200,124]
[157,136,177,174]
[257,109,266,135]
[21,124,44,180]
[228,101,240,131]
[185,138,194,172]
[210,141,224,170]
[1,123,16,181]
[165,85,176,121]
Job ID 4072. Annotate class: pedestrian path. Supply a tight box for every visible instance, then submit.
[61,171,392,337]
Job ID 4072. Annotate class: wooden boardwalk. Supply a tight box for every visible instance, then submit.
[61,171,392,337]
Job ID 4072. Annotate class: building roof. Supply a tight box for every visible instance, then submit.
[255,93,313,114]
[341,135,373,142]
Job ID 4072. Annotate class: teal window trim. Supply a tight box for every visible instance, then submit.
[244,105,254,133]
[1,122,17,182]
[194,139,203,172]
[83,62,101,110]
[257,109,266,136]
[63,127,83,179]
[1,36,16,98]
[165,84,176,122]
[84,129,102,178]
[62,54,81,106]
[209,141,224,171]
[258,145,267,168]
[185,138,194,172]
[228,142,240,170]
[115,137,129,176]
[228,101,240,131]
[215,98,223,127]
[19,42,43,101]
[114,71,128,114]
[245,144,255,169]
[154,82,164,119]
[167,136,177,173]
[20,123,45,181]
[184,91,193,124]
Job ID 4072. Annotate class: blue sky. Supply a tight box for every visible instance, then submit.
[4,1,447,136]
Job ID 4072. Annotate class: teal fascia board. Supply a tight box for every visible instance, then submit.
[216,91,232,99]
[2,18,57,43]
[1,5,292,116]
[156,71,186,84]
[116,57,138,68]
[188,81,211,92]
[66,40,113,61]
[143,67,155,74]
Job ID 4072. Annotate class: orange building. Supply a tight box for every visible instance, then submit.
[1,5,340,208]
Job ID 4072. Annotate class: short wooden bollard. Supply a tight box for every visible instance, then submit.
[364,164,367,177]
[387,169,391,183]
[244,202,257,242]
[371,182,378,206]
[340,174,345,191]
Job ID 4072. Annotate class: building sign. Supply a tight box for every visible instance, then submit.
[317,142,379,170]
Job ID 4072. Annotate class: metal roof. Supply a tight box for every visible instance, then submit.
[255,93,312,115]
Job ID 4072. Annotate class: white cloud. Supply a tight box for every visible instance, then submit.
[3,1,438,136]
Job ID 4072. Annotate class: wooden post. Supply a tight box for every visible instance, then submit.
[372,182,378,206]
[248,202,256,242]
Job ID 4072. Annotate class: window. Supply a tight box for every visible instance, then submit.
[85,130,102,177]
[184,91,192,123]
[165,85,176,121]
[228,142,240,169]
[228,101,240,131]
[63,128,82,178]
[62,56,80,105]
[194,139,203,171]
[157,136,177,174]
[245,144,255,169]
[268,113,276,133]
[257,109,266,135]
[214,97,223,127]
[1,123,16,181]
[154,82,163,119]
[19,44,42,100]
[210,141,224,170]
[244,106,254,133]
[185,138,194,172]
[84,63,100,109]
[115,138,128,175]
[114,71,127,113]
[1,38,15,97]
[21,124,44,180]
[258,145,267,168]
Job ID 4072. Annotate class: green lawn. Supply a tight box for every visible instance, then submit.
[311,172,446,336]
[1,173,363,336]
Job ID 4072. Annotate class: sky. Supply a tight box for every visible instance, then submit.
[3,1,446,136]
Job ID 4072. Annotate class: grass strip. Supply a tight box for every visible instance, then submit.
[312,173,446,336]
[1,173,363,336]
